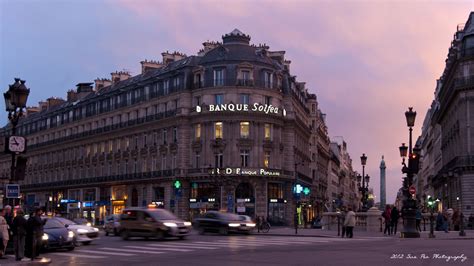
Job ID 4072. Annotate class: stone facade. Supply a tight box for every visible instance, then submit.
[0,29,331,226]
[417,12,474,218]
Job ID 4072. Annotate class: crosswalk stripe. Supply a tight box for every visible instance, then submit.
[148,243,218,249]
[124,245,193,252]
[76,249,135,256]
[234,238,329,244]
[53,253,107,259]
[192,241,251,247]
[215,240,298,246]
[100,247,165,254]
[216,239,321,245]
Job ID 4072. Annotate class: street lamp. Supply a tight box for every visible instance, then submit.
[357,154,370,211]
[3,78,30,206]
[399,107,420,238]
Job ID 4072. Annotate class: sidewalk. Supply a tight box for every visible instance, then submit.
[254,227,474,240]
[0,256,52,266]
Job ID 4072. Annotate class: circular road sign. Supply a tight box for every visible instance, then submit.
[409,186,416,195]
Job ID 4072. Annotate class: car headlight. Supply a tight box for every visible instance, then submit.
[68,231,75,239]
[86,222,92,227]
[246,223,256,227]
[184,222,192,226]
[77,229,88,233]
[228,223,240,227]
[163,222,177,227]
[42,234,49,241]
[93,228,99,232]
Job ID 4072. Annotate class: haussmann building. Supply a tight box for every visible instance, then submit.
[0,29,331,226]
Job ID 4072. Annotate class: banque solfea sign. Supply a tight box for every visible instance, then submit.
[196,103,287,116]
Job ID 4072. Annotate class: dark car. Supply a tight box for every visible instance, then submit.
[193,211,256,235]
[119,208,192,240]
[42,218,75,251]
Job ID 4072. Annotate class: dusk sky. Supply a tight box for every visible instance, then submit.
[1,0,473,203]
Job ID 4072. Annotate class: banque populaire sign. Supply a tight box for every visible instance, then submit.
[196,103,287,116]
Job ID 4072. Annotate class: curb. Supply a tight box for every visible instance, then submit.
[253,233,338,238]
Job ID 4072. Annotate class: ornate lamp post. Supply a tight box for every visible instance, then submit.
[3,78,30,206]
[357,154,370,211]
[294,161,304,234]
[399,107,420,238]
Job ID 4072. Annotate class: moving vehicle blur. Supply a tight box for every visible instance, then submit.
[53,217,99,245]
[104,214,121,236]
[119,208,191,240]
[193,211,256,235]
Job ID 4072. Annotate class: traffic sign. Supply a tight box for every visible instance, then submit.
[5,184,20,198]
[409,186,416,195]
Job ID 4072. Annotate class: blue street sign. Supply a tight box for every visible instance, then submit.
[6,184,20,198]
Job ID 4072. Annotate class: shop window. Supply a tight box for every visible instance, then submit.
[153,187,165,201]
[214,122,223,139]
[240,122,250,138]
[268,183,283,198]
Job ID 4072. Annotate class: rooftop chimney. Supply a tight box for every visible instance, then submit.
[47,97,66,108]
[162,51,187,65]
[94,78,112,91]
[76,83,94,100]
[140,60,164,74]
[111,71,131,84]
[199,41,221,56]
[67,90,78,102]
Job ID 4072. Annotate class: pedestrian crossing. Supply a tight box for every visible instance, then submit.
[49,236,387,260]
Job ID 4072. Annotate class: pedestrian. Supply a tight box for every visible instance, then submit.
[436,211,443,231]
[26,208,45,259]
[343,207,356,238]
[452,209,460,231]
[0,208,9,259]
[442,211,449,233]
[382,205,391,236]
[12,209,27,261]
[416,209,422,232]
[390,206,399,235]
[3,206,13,227]
[339,207,347,238]
[256,216,262,233]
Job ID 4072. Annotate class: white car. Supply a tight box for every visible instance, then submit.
[54,217,99,245]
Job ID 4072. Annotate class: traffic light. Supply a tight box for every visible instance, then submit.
[408,152,420,174]
[174,180,182,198]
[174,180,182,189]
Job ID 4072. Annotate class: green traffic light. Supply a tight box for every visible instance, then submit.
[174,180,182,189]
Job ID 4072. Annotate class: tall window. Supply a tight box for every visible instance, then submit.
[240,150,249,167]
[173,127,178,143]
[213,69,224,86]
[125,138,130,150]
[152,158,157,171]
[240,122,250,138]
[116,139,121,151]
[173,77,180,89]
[195,152,200,168]
[161,156,166,170]
[195,124,201,140]
[264,151,270,168]
[214,122,223,139]
[215,153,223,168]
[162,129,167,144]
[264,72,273,88]
[109,141,113,153]
[163,80,169,94]
[264,124,272,140]
[240,94,250,105]
[215,94,224,105]
[265,96,272,105]
[194,96,201,107]
[241,70,250,81]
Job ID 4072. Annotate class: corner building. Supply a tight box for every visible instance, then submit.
[0,29,329,225]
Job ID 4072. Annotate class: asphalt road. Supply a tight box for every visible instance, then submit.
[15,232,474,266]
